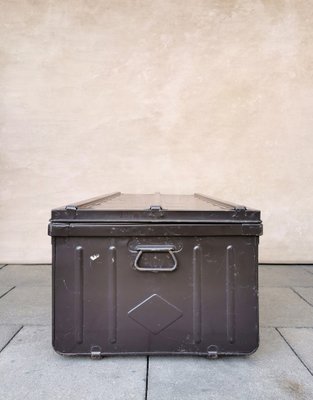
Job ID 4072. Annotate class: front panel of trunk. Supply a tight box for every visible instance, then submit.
[53,235,258,356]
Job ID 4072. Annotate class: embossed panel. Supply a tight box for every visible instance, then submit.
[128,294,183,334]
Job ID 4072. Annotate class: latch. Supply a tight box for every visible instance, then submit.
[149,205,163,211]
[207,345,218,359]
[90,346,102,360]
[148,204,164,218]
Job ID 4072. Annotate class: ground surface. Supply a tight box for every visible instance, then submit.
[0,264,312,399]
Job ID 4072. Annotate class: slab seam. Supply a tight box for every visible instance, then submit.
[304,268,313,276]
[4,324,51,327]
[276,328,313,377]
[0,286,16,300]
[259,285,313,288]
[1,264,52,266]
[261,325,313,329]
[272,327,313,330]
[0,325,24,353]
[260,264,313,266]
[290,287,313,308]
[145,356,150,400]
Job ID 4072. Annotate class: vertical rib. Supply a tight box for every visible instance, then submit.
[226,245,236,344]
[108,246,117,344]
[74,246,84,344]
[193,245,202,344]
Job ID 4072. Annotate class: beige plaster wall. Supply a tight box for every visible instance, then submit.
[1,0,313,264]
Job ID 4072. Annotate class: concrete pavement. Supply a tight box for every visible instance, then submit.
[0,264,312,399]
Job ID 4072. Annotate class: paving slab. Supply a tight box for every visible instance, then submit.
[279,328,313,374]
[292,287,313,307]
[0,326,146,400]
[259,265,313,287]
[260,287,313,327]
[0,325,22,351]
[0,286,51,325]
[0,286,14,298]
[0,264,51,287]
[303,265,313,275]
[147,328,313,400]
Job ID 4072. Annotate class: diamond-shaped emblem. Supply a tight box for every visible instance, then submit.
[128,294,183,334]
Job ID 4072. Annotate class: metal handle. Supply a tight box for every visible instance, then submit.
[134,245,177,272]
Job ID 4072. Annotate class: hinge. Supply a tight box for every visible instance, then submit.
[234,205,246,211]
[90,346,102,360]
[207,345,218,359]
[65,205,77,211]
[65,205,78,218]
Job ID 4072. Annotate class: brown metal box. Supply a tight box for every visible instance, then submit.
[48,193,262,358]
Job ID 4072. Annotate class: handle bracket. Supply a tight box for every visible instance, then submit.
[134,245,177,272]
